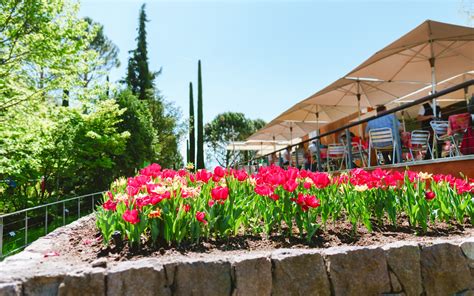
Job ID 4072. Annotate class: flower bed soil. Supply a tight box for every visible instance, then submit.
[57,214,474,263]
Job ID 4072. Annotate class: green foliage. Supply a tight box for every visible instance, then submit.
[0,100,129,212]
[196,60,205,169]
[204,112,266,167]
[125,4,159,101]
[188,82,195,165]
[123,4,182,169]
[83,17,120,88]
[0,0,101,111]
[113,89,157,177]
[96,165,474,247]
[150,98,185,169]
[0,0,183,214]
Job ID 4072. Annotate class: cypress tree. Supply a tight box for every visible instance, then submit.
[196,60,205,169]
[189,82,195,165]
[125,4,156,100]
[186,139,190,164]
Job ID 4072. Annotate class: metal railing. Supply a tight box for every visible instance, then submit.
[0,191,105,259]
[244,79,474,170]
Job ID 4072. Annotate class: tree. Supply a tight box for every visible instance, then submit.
[125,4,159,100]
[82,17,120,88]
[0,100,129,211]
[188,82,195,164]
[0,0,100,112]
[196,60,205,169]
[113,89,157,177]
[123,4,182,169]
[204,112,266,167]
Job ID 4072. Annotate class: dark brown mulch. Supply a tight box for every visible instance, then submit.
[58,216,473,263]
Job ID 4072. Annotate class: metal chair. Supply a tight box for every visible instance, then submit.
[368,127,396,167]
[430,121,459,158]
[327,144,346,171]
[409,130,431,161]
[340,138,367,167]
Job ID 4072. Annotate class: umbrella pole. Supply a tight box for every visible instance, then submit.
[429,40,437,117]
[401,110,406,132]
[273,135,276,165]
[289,125,293,166]
[316,105,320,132]
[357,84,362,138]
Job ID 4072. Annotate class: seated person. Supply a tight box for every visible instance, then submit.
[282,147,291,167]
[366,105,401,164]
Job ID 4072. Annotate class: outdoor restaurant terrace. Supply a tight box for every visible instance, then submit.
[230,20,474,177]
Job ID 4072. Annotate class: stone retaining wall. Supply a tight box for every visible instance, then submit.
[0,216,473,296]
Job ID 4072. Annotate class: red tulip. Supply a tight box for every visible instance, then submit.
[139,163,161,178]
[102,199,117,211]
[123,209,140,224]
[196,169,212,183]
[293,193,320,211]
[269,193,280,201]
[214,166,226,178]
[211,186,229,201]
[233,169,248,181]
[310,172,331,189]
[255,184,274,196]
[425,191,436,200]
[196,211,207,224]
[283,180,298,192]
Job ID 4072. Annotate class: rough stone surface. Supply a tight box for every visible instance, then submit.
[421,242,474,296]
[91,258,107,268]
[0,282,21,296]
[58,269,105,296]
[461,237,474,260]
[271,249,330,296]
[22,275,64,296]
[389,271,403,293]
[325,246,391,296]
[169,259,231,296]
[107,259,171,296]
[460,237,474,279]
[383,241,423,296]
[231,253,272,296]
[0,215,473,296]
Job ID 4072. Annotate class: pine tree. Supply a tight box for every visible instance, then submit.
[125,4,158,100]
[196,60,205,169]
[188,82,195,165]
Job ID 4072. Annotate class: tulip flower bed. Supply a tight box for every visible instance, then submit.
[96,163,474,247]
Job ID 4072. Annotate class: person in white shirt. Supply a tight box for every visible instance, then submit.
[417,102,441,130]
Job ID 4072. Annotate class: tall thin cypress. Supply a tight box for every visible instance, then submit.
[188,82,196,165]
[186,139,190,164]
[125,4,156,100]
[196,60,205,169]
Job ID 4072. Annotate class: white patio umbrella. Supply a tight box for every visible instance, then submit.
[248,120,314,143]
[387,71,474,123]
[273,104,356,133]
[347,20,474,116]
[394,71,474,104]
[298,77,424,136]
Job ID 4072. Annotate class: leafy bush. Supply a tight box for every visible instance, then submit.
[0,100,129,212]
[96,164,474,247]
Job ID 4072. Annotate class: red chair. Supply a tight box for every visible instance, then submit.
[448,113,471,135]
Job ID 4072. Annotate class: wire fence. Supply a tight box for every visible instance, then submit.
[0,191,105,260]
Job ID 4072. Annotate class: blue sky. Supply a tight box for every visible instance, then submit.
[79,0,470,158]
